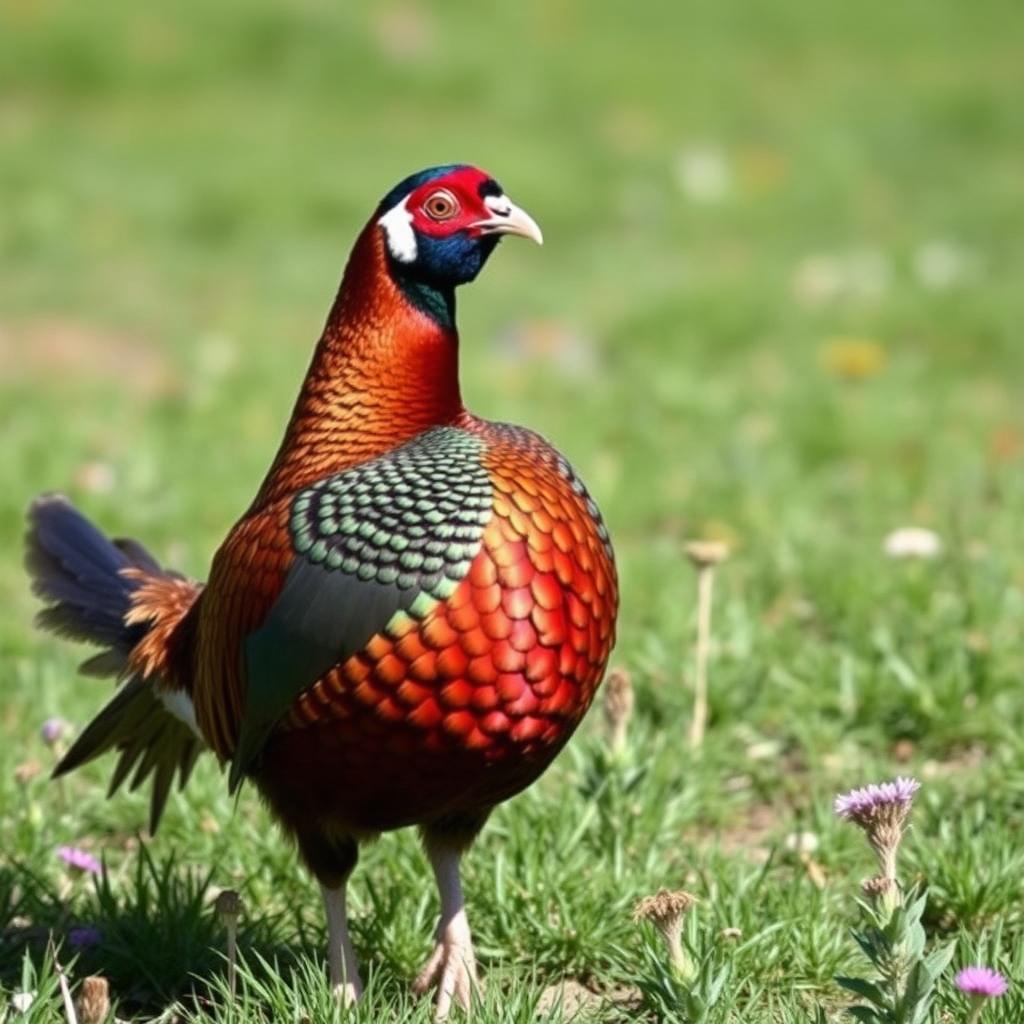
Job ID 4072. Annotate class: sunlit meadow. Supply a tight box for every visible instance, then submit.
[2,1,1023,1020]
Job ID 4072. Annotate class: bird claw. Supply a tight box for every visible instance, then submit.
[413,934,479,1020]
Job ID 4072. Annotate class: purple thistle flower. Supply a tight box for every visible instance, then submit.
[67,925,103,949]
[56,845,102,876]
[40,718,67,746]
[834,777,920,821]
[956,967,1008,998]
[834,777,920,885]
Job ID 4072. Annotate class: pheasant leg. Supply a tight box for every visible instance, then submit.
[412,841,478,1019]
[322,882,363,1004]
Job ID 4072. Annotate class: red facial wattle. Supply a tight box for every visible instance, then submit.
[401,167,543,246]
[405,167,499,239]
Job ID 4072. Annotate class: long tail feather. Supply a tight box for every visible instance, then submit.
[26,495,204,832]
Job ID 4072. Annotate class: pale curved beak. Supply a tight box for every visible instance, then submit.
[472,194,544,246]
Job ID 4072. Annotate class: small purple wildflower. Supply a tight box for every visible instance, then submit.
[40,718,67,746]
[835,777,920,884]
[956,967,1008,998]
[68,925,103,949]
[56,846,101,876]
[834,777,920,821]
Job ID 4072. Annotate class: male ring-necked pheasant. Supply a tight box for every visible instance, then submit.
[26,164,617,1016]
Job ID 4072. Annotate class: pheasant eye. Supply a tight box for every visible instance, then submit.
[423,190,459,221]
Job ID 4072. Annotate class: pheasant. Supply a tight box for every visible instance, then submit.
[25,164,618,1017]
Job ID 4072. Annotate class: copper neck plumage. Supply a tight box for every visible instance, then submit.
[253,223,464,509]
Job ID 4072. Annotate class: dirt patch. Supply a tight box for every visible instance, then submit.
[0,319,179,397]
[536,979,643,1021]
[685,800,781,863]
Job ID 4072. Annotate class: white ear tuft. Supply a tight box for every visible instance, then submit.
[484,194,512,217]
[378,197,418,263]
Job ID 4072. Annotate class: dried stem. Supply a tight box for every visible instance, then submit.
[48,940,78,1024]
[689,563,715,748]
[602,667,634,758]
[684,541,727,750]
[215,890,243,1001]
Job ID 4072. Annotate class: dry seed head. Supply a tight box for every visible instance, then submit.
[215,889,243,922]
[632,889,699,933]
[603,667,634,725]
[603,667,634,751]
[860,875,902,913]
[685,540,730,570]
[75,976,110,1024]
[14,760,42,786]
[634,889,699,982]
[861,876,895,900]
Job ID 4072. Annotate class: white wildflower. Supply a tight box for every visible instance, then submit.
[883,527,942,560]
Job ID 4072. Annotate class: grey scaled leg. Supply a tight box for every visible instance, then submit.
[413,834,480,1020]
[322,881,364,1004]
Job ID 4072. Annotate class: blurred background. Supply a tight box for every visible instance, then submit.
[3,0,1024,1014]
[3,0,1024,779]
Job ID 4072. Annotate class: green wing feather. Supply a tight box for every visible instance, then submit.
[231,427,494,788]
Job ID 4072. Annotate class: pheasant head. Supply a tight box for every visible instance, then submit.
[257,164,544,504]
[375,164,543,324]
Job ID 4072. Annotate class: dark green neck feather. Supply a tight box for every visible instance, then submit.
[391,268,456,331]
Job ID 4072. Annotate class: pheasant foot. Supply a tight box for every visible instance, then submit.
[413,839,480,1019]
[412,908,478,1019]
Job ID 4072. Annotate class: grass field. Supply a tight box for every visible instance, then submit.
[2,0,1024,1020]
